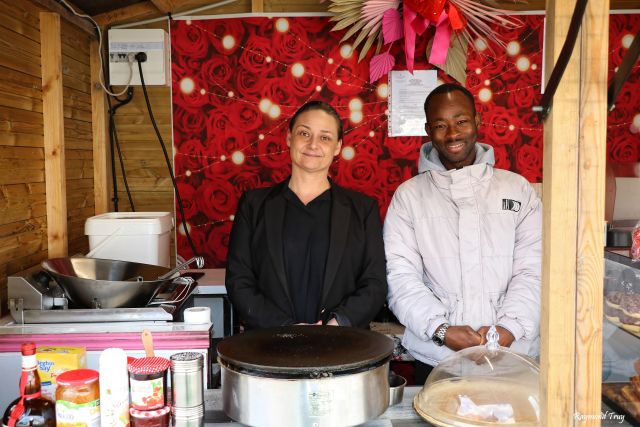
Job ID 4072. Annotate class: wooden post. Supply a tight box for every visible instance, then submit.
[540,0,580,424]
[252,0,264,13]
[574,0,609,423]
[40,12,68,258]
[90,40,111,214]
[542,0,609,424]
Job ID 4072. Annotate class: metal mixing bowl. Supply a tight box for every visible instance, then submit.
[42,257,175,309]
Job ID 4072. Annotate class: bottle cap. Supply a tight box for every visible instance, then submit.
[21,342,36,356]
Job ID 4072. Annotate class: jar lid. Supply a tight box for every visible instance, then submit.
[130,405,171,417]
[128,356,171,375]
[57,369,99,386]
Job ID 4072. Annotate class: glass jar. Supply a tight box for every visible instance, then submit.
[128,357,171,410]
[55,369,100,427]
[130,406,171,427]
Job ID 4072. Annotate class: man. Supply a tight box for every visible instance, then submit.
[225,101,387,329]
[384,83,541,383]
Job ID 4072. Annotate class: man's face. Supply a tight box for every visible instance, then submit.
[287,109,342,175]
[425,90,481,170]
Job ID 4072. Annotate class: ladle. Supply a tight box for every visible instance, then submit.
[157,256,204,281]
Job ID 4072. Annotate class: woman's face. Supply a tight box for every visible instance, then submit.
[287,109,342,176]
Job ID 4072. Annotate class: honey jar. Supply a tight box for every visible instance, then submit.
[55,369,100,427]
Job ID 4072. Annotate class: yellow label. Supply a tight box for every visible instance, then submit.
[36,346,87,400]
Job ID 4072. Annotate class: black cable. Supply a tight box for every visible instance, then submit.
[107,87,136,211]
[135,56,199,257]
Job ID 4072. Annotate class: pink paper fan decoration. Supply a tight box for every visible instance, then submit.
[383,8,403,44]
[369,51,395,83]
[363,0,400,31]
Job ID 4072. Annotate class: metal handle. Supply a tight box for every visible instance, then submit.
[147,276,195,306]
[157,256,204,281]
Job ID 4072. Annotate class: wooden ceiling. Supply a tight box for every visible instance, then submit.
[53,0,640,31]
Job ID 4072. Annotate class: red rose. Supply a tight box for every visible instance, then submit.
[270,164,292,184]
[379,159,415,188]
[283,57,324,98]
[256,133,290,169]
[261,82,298,116]
[518,112,544,138]
[239,31,277,74]
[228,102,262,132]
[204,20,245,55]
[333,150,381,193]
[492,144,512,170]
[482,106,520,146]
[203,158,239,181]
[323,46,369,96]
[176,183,199,219]
[205,222,233,267]
[196,178,239,220]
[173,77,209,110]
[205,130,249,160]
[385,136,423,162]
[273,20,311,62]
[233,169,264,194]
[174,108,207,137]
[609,131,639,162]
[344,125,384,158]
[515,144,542,182]
[199,55,236,86]
[177,138,208,172]
[236,69,262,102]
[608,84,634,124]
[172,21,210,60]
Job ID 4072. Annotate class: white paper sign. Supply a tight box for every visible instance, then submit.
[388,70,438,137]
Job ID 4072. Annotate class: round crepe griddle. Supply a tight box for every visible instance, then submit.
[217,326,394,377]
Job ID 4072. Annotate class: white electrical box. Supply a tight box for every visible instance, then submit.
[108,29,170,86]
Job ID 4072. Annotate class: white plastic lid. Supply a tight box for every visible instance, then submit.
[85,212,174,235]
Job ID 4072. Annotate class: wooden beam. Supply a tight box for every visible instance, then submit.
[93,3,159,28]
[574,0,609,423]
[90,40,110,215]
[252,0,264,13]
[40,12,68,258]
[540,0,580,425]
[30,0,95,37]
[149,0,176,14]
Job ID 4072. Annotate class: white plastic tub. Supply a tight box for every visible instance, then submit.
[84,212,174,267]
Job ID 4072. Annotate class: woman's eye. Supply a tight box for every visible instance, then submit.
[458,120,469,125]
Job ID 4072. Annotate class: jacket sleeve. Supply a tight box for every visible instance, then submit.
[383,188,450,341]
[331,200,388,328]
[496,183,542,341]
[225,193,296,329]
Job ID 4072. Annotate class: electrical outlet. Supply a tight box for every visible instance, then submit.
[108,29,169,86]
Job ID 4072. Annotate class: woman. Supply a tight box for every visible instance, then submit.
[225,101,387,329]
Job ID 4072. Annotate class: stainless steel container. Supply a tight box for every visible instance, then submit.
[171,404,204,427]
[218,326,394,427]
[170,352,204,408]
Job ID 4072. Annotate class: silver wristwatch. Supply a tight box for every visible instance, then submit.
[432,323,450,347]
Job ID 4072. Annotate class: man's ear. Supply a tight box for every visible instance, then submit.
[424,122,430,136]
[474,112,482,128]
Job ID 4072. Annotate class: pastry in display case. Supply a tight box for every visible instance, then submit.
[602,250,640,424]
[413,326,540,426]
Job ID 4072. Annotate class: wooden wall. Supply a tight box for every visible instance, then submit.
[0,1,94,312]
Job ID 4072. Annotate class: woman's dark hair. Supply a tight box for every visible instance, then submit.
[288,101,344,140]
[423,83,476,117]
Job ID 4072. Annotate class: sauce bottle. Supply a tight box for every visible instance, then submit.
[2,342,56,427]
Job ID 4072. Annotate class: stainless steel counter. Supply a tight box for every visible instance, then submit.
[203,386,432,426]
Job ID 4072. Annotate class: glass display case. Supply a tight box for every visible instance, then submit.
[413,327,540,426]
[602,250,640,423]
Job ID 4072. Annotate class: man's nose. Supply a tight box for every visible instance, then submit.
[446,126,459,140]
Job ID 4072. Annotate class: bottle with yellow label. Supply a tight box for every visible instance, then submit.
[55,369,100,427]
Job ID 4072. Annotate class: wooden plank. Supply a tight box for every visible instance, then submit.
[150,0,176,13]
[90,40,110,215]
[252,0,264,13]
[30,0,95,36]
[93,3,158,28]
[574,0,609,423]
[0,132,42,147]
[40,12,68,258]
[540,0,581,425]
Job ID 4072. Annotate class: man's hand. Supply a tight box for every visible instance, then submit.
[477,326,515,347]
[443,325,482,351]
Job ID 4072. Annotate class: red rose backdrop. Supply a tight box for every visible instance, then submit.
[171,14,640,267]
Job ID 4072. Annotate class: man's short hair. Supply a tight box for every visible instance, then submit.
[289,101,344,141]
[423,83,476,118]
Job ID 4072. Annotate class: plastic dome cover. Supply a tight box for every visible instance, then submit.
[413,327,540,426]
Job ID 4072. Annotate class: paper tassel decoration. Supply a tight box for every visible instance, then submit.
[327,0,521,83]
